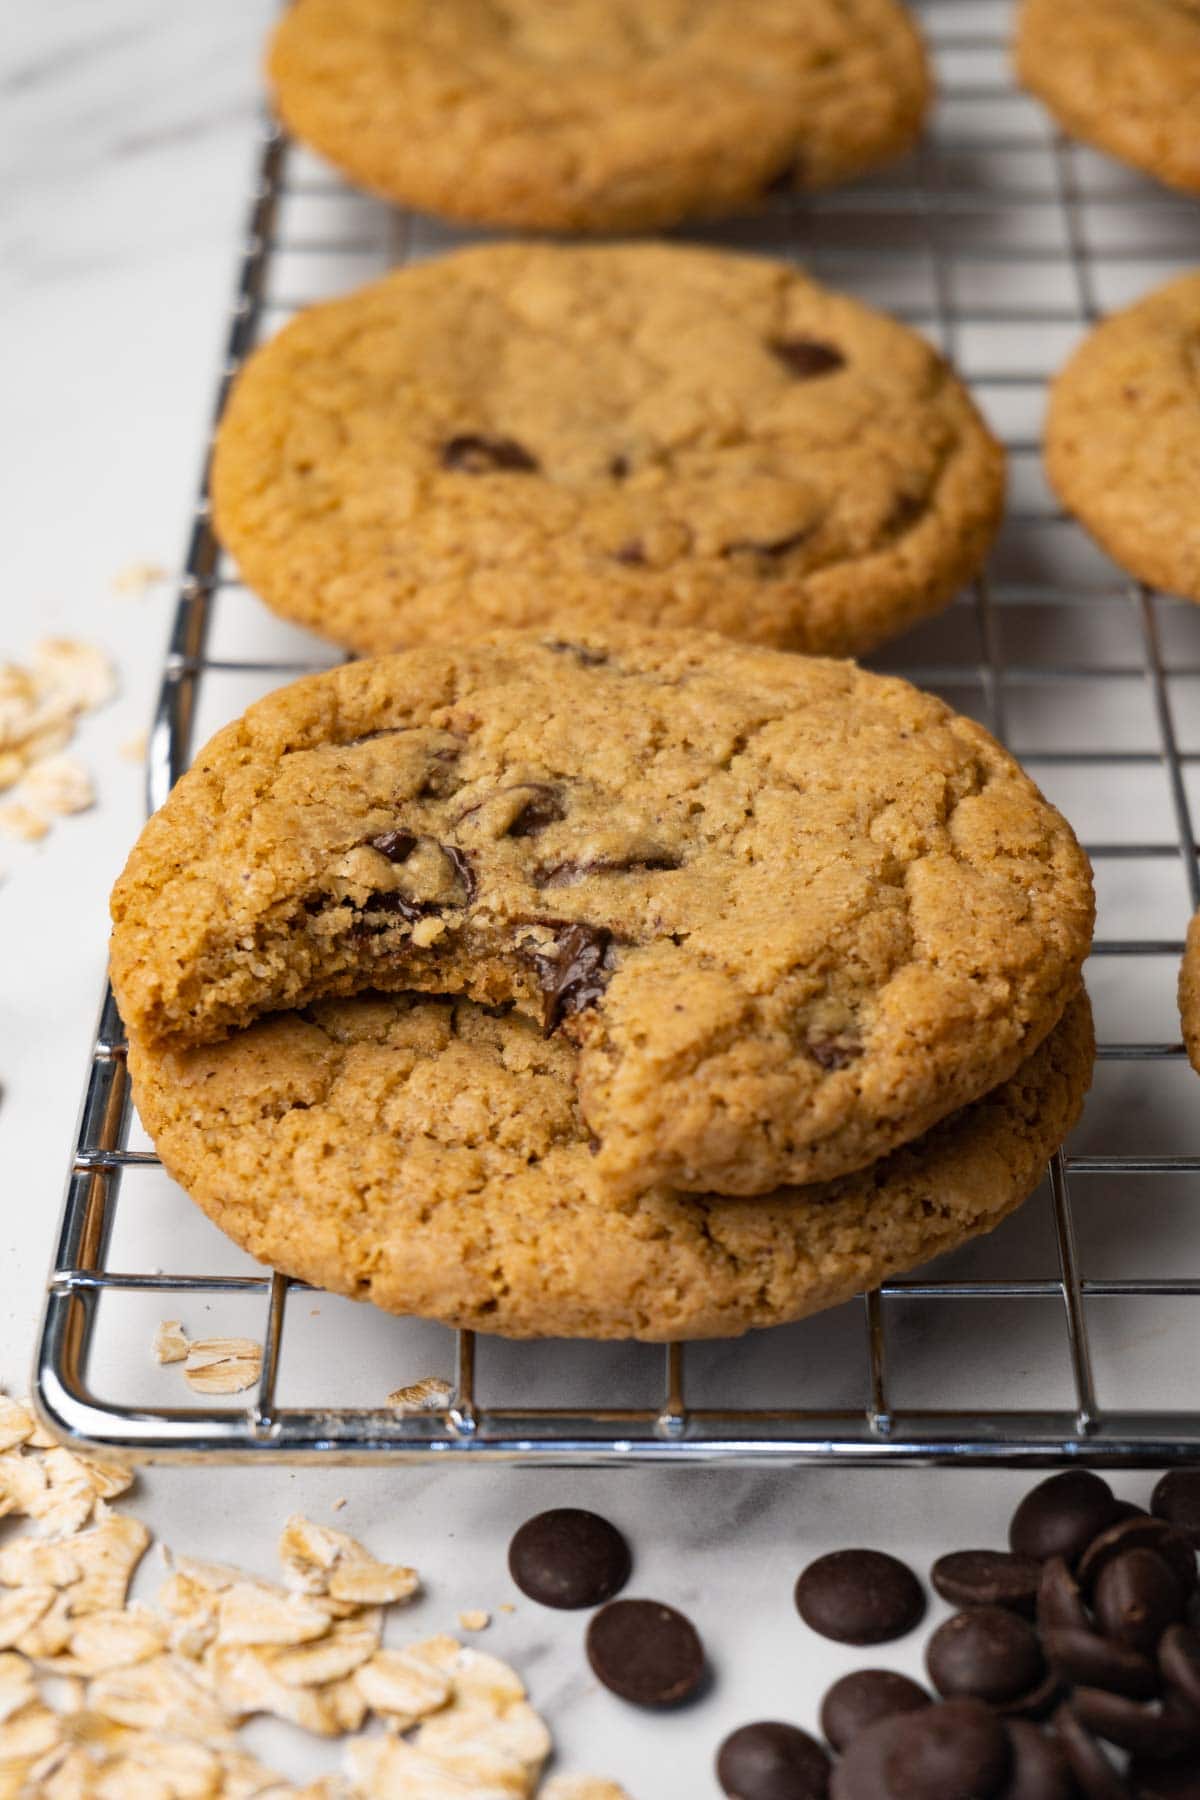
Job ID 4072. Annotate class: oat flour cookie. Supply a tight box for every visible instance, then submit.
[1180,912,1200,1072]
[1045,273,1200,603]
[211,243,1005,658]
[109,629,1094,1200]
[127,991,1094,1341]
[1016,0,1200,196]
[267,0,931,234]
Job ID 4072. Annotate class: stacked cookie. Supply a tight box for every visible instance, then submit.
[111,631,1094,1339]
[108,3,1109,1341]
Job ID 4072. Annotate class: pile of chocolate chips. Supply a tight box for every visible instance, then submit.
[717,1468,1200,1799]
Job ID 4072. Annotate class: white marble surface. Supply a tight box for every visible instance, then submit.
[2,3,1199,1792]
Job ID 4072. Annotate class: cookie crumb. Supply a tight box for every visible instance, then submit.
[331,1496,347,1512]
[120,728,148,763]
[457,1609,490,1631]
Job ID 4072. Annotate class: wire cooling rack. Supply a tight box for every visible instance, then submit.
[34,0,1200,1464]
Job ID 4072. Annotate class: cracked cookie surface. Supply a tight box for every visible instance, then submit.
[210,242,1005,658]
[109,628,1094,1199]
[1046,273,1200,604]
[266,0,931,234]
[1016,0,1200,196]
[127,990,1094,1341]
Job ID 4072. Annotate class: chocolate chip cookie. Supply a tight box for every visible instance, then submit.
[267,0,931,234]
[126,990,1093,1341]
[1016,0,1200,197]
[210,242,1006,658]
[109,628,1094,1200]
[1045,273,1200,604]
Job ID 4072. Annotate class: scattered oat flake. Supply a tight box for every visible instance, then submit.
[183,1337,262,1395]
[0,1400,628,1800]
[0,800,49,841]
[111,559,168,596]
[32,638,117,713]
[20,753,94,817]
[385,1376,452,1412]
[0,1393,36,1452]
[152,1319,190,1365]
[120,728,149,764]
[458,1610,490,1632]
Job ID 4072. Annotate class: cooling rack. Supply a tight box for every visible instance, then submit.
[34,0,1200,1464]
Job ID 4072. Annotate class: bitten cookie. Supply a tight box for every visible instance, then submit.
[127,991,1094,1342]
[267,0,931,233]
[1180,912,1200,1073]
[1016,0,1200,197]
[109,628,1095,1201]
[1045,273,1200,604]
[211,243,1005,658]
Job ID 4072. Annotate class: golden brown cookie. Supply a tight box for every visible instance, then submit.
[267,0,931,233]
[109,628,1094,1201]
[1016,0,1200,196]
[1180,911,1200,1072]
[127,989,1094,1342]
[1045,273,1200,604]
[211,243,1005,658]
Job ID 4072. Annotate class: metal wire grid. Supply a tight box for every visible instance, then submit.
[33,1,1200,1463]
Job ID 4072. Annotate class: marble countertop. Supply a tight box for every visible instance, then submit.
[1,4,1193,1792]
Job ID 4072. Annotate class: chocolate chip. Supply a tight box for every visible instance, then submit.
[716,1721,831,1800]
[819,1669,931,1752]
[1038,1557,1091,1635]
[371,830,417,862]
[769,337,846,379]
[542,639,609,667]
[609,453,630,480]
[360,888,424,923]
[507,1508,631,1610]
[1005,1720,1077,1800]
[585,1598,705,1708]
[506,785,567,838]
[882,1699,1012,1800]
[724,528,813,560]
[536,852,681,889]
[829,1714,905,1800]
[795,1550,925,1646]
[1130,1758,1200,1798]
[441,843,476,903]
[1078,1515,1198,1600]
[440,433,539,473]
[926,1607,1045,1706]
[612,539,647,566]
[932,1551,1042,1616]
[1002,1668,1065,1723]
[1093,1549,1182,1654]
[885,492,926,537]
[525,921,614,1034]
[1043,1625,1161,1699]
[1160,1622,1200,1711]
[1009,1472,1121,1566]
[1053,1705,1129,1800]
[804,1034,863,1072]
[1072,1684,1200,1759]
[1153,1471,1200,1551]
